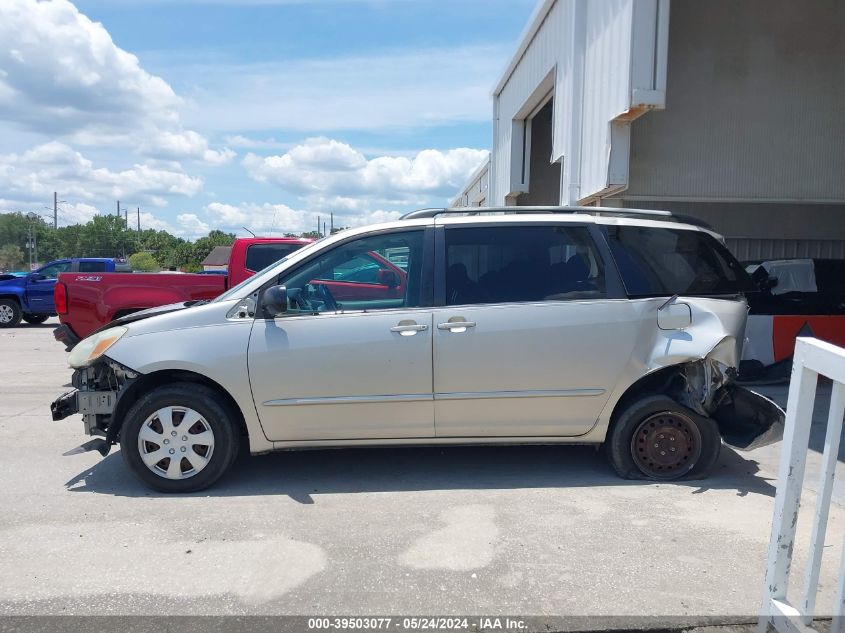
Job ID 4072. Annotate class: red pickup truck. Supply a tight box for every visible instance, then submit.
[54,237,312,349]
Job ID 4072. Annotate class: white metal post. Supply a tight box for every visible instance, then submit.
[760,338,845,633]
[759,345,819,632]
[802,382,845,622]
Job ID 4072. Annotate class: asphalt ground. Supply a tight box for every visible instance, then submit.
[1,319,844,630]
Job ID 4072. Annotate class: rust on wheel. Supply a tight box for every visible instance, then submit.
[630,411,702,479]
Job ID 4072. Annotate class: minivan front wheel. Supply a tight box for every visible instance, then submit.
[606,395,721,480]
[120,384,239,492]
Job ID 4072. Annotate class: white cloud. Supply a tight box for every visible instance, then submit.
[0,0,230,164]
[176,213,210,235]
[0,142,203,207]
[59,202,100,225]
[173,45,506,133]
[243,137,488,200]
[203,201,402,237]
[0,200,100,226]
[145,131,236,165]
[224,135,288,150]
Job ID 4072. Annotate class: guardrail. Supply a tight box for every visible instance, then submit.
[759,337,845,633]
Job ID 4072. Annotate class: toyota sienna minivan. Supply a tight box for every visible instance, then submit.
[52,207,784,492]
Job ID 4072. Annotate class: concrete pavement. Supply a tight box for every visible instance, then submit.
[1,320,844,625]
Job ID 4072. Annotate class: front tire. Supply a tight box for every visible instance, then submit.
[120,384,240,492]
[22,314,49,324]
[0,299,22,327]
[605,394,721,481]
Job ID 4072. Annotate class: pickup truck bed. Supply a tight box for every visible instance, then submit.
[54,237,313,349]
[54,272,226,348]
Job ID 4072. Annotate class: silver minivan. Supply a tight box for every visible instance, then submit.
[51,207,784,492]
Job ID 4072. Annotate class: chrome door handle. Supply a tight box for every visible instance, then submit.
[390,321,428,336]
[437,320,477,332]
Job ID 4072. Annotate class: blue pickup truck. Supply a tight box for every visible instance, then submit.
[0,258,125,327]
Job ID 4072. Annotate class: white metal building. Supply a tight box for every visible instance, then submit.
[455,0,845,260]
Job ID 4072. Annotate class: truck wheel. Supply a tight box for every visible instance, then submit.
[120,384,240,493]
[0,299,22,327]
[605,394,721,481]
[22,314,49,324]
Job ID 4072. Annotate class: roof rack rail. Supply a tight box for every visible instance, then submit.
[399,205,711,228]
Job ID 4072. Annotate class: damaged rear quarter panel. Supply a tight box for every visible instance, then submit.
[587,297,784,450]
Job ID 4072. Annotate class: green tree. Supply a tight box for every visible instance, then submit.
[0,244,24,270]
[128,251,160,272]
[190,230,235,270]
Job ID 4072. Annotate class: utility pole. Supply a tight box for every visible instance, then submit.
[25,212,38,269]
[125,207,128,227]
[317,215,321,238]
[330,213,334,234]
[53,192,58,229]
[137,207,140,232]
[27,223,33,269]
[116,200,120,217]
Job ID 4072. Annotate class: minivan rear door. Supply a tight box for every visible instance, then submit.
[431,221,638,437]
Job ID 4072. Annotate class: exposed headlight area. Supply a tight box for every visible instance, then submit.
[52,355,141,456]
[68,326,128,369]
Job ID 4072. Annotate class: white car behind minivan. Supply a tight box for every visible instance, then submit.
[52,207,784,492]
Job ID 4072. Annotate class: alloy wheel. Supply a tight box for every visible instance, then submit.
[0,305,14,324]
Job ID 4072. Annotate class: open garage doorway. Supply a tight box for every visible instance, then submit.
[517,99,561,206]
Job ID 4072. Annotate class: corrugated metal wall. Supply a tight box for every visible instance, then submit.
[622,0,845,205]
[451,158,490,208]
[491,0,668,207]
[576,0,634,199]
[725,239,845,263]
[491,0,567,205]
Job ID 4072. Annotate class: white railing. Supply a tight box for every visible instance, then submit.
[760,337,845,633]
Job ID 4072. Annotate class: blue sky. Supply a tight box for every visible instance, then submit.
[0,0,535,237]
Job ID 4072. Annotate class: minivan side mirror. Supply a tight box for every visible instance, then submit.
[657,302,692,330]
[260,285,288,318]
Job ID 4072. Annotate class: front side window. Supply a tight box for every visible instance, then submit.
[37,262,71,279]
[444,225,606,305]
[605,226,756,297]
[246,243,306,272]
[277,230,424,313]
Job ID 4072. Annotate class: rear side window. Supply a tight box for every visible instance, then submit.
[444,225,606,305]
[246,243,305,272]
[605,226,756,297]
[78,261,107,272]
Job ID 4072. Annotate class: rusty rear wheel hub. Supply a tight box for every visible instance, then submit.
[631,411,701,479]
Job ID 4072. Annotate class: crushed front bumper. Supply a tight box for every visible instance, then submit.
[50,360,137,456]
[51,390,79,421]
[51,389,118,423]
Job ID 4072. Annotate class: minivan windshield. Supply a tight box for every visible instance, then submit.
[605,225,757,297]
